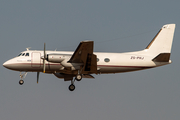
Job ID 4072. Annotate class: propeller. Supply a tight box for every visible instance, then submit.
[37,43,47,84]
[37,72,40,83]
[43,43,46,73]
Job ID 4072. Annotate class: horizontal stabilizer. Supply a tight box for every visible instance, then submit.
[152,53,170,62]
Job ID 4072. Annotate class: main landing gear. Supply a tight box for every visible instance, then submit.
[75,74,82,81]
[68,74,82,91]
[69,83,75,91]
[19,72,27,85]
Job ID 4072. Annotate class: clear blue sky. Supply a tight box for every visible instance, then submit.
[1,1,180,120]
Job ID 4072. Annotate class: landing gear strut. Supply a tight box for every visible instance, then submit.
[19,72,27,85]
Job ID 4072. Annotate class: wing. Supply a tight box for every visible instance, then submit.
[68,41,97,74]
[68,41,93,63]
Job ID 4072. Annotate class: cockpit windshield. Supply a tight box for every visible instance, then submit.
[17,52,29,57]
[18,53,22,56]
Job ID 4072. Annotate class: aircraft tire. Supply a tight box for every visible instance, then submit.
[75,74,82,81]
[69,84,75,91]
[19,80,24,85]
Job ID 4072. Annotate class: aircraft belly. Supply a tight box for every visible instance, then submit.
[97,58,156,74]
[98,65,153,73]
[5,62,63,72]
[3,63,32,71]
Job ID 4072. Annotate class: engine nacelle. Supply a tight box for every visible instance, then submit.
[47,54,69,63]
[61,60,83,70]
[46,54,83,70]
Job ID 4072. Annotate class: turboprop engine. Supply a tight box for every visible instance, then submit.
[41,43,83,73]
[46,54,83,70]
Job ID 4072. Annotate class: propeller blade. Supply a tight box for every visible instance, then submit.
[37,72,40,83]
[43,59,45,73]
[43,43,46,73]
[44,43,46,59]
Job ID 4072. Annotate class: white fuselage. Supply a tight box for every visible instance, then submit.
[3,49,170,74]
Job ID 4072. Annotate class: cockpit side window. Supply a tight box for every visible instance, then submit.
[25,53,29,56]
[22,53,25,56]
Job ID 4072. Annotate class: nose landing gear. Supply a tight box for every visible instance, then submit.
[19,80,24,85]
[19,72,27,85]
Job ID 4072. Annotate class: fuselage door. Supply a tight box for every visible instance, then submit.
[31,52,41,68]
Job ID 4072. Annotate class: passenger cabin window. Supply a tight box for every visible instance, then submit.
[97,58,99,62]
[104,58,110,62]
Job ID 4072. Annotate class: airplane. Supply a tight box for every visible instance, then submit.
[3,24,176,91]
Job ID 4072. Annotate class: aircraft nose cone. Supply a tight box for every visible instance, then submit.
[3,61,9,68]
[3,60,14,70]
[3,58,21,71]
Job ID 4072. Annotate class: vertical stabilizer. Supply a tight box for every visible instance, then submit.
[146,24,175,55]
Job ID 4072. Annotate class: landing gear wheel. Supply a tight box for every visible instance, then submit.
[75,74,82,81]
[19,80,24,85]
[69,84,75,91]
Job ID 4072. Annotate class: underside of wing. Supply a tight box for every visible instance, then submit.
[82,74,95,79]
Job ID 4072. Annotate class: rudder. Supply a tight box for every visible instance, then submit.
[146,24,176,55]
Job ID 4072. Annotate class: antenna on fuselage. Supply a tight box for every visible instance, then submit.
[26,47,31,51]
